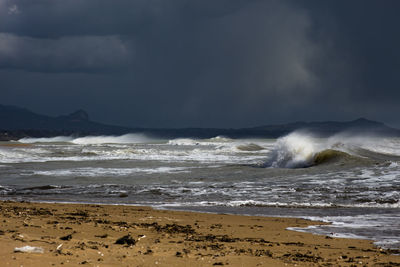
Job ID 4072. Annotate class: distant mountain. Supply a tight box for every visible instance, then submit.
[139,117,400,138]
[0,104,132,140]
[0,104,399,140]
[237,117,400,137]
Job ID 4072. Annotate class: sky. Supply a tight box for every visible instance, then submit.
[1,0,400,128]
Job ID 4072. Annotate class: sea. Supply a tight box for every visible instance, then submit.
[0,131,399,249]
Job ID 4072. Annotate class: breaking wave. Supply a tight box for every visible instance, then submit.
[19,133,152,145]
[19,136,74,143]
[264,132,321,168]
[263,132,394,168]
[71,134,151,145]
[313,149,354,165]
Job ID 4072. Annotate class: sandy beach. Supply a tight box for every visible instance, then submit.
[0,201,398,266]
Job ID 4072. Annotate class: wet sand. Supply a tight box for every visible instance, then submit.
[0,201,399,266]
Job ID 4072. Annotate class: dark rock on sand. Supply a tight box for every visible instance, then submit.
[115,234,136,246]
[60,234,72,241]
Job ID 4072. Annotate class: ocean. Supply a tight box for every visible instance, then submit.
[0,132,399,249]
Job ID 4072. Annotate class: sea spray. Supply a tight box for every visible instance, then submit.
[19,136,74,143]
[265,132,322,168]
[19,133,153,145]
[72,134,151,145]
[263,131,391,168]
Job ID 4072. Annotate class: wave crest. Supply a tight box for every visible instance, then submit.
[264,132,374,168]
[313,149,353,165]
[19,133,152,145]
[19,136,74,143]
[265,132,318,168]
[72,134,151,145]
[236,143,264,151]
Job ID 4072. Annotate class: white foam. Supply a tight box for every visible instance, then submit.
[72,134,152,144]
[167,136,235,147]
[167,138,202,146]
[0,147,46,163]
[19,134,154,145]
[266,132,322,168]
[31,167,192,177]
[265,131,400,168]
[19,136,74,143]
[6,135,270,164]
[288,213,400,248]
[389,161,400,168]
[1,143,266,164]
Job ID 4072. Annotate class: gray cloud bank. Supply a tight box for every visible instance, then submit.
[1,0,400,128]
[0,33,132,72]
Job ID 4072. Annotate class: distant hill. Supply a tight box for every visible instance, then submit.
[0,104,399,140]
[0,104,131,140]
[138,117,400,138]
[237,117,400,138]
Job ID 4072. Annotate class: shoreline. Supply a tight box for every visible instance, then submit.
[0,201,399,266]
[13,200,397,250]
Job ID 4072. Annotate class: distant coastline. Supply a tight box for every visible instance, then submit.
[1,104,400,141]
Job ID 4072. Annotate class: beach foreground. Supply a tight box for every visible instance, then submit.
[0,201,399,266]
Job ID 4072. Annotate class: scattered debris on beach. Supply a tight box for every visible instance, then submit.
[14,245,44,253]
[0,201,399,266]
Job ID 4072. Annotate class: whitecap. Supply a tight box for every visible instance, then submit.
[71,133,152,145]
[19,136,74,143]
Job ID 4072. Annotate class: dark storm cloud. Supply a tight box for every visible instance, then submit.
[296,0,400,125]
[0,33,133,72]
[0,0,248,38]
[1,0,400,127]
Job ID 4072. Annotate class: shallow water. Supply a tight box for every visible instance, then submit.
[0,132,399,248]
